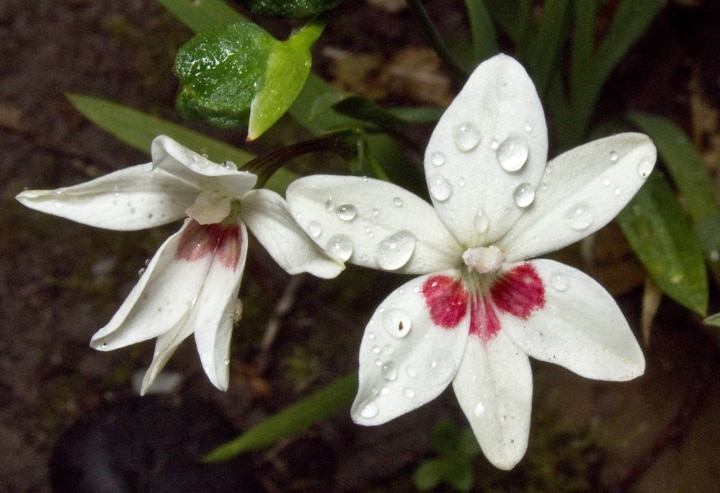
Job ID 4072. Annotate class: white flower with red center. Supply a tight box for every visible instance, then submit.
[286,54,654,469]
[17,136,343,393]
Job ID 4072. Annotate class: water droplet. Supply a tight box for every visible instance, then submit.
[602,177,611,186]
[406,366,417,378]
[372,208,380,218]
[336,204,357,221]
[393,197,403,207]
[112,185,120,197]
[360,401,379,419]
[490,139,499,150]
[381,361,398,381]
[637,157,653,178]
[426,350,456,387]
[403,388,416,399]
[473,209,489,235]
[458,177,466,187]
[308,221,322,238]
[380,387,389,395]
[382,344,394,355]
[222,160,237,170]
[325,197,334,211]
[383,308,412,338]
[564,203,594,231]
[513,183,535,208]
[550,272,569,292]
[430,151,446,166]
[613,186,622,195]
[372,345,380,354]
[326,234,353,261]
[223,358,230,365]
[524,122,533,132]
[473,403,485,416]
[610,150,619,162]
[429,175,452,202]
[497,134,529,172]
[368,331,376,340]
[137,267,146,277]
[376,231,417,270]
[453,122,481,151]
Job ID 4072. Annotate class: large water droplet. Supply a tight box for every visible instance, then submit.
[429,175,452,202]
[550,272,569,292]
[473,209,489,235]
[359,401,379,419]
[426,350,456,387]
[496,134,529,172]
[513,183,535,208]
[336,204,357,221]
[308,221,322,238]
[430,151,446,166]
[637,157,653,178]
[564,203,594,231]
[376,231,417,270]
[453,122,481,152]
[381,361,398,381]
[326,234,353,261]
[383,308,412,338]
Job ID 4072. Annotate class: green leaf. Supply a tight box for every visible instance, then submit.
[204,373,357,461]
[617,172,708,315]
[528,0,570,97]
[704,312,720,327]
[67,94,294,192]
[155,0,245,33]
[464,0,499,62]
[413,459,444,491]
[238,0,342,18]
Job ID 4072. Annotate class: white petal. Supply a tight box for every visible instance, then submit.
[192,221,248,391]
[16,165,199,230]
[351,272,469,426]
[501,259,645,381]
[499,133,657,261]
[90,220,216,350]
[286,175,462,274]
[151,136,256,200]
[425,53,548,245]
[452,331,533,470]
[241,189,344,279]
[141,314,195,395]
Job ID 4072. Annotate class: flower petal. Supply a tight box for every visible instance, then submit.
[16,164,199,230]
[241,189,344,279]
[499,133,657,261]
[151,135,256,200]
[141,313,195,395]
[452,331,533,470]
[425,53,548,245]
[191,221,247,391]
[286,175,462,274]
[501,259,645,381]
[351,272,469,426]
[90,220,217,350]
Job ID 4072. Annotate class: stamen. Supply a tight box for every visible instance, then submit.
[462,246,505,274]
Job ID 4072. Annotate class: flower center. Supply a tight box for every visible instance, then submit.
[462,245,506,274]
[185,190,233,225]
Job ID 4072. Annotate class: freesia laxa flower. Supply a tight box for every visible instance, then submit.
[286,54,655,469]
[16,136,343,393]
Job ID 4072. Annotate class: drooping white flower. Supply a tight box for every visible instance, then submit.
[17,136,343,393]
[286,54,655,469]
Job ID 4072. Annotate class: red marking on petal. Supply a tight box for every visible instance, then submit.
[469,294,501,342]
[422,275,468,330]
[176,220,242,270]
[490,263,545,319]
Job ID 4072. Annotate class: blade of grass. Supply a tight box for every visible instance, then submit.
[154,0,245,32]
[528,0,570,97]
[463,0,499,63]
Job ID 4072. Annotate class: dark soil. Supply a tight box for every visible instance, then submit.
[2,1,720,492]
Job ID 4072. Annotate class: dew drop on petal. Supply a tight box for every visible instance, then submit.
[637,157,653,178]
[308,221,322,238]
[524,122,533,133]
[382,308,412,338]
[564,203,594,231]
[602,176,611,186]
[473,209,489,235]
[490,139,499,150]
[453,122,481,152]
[550,272,569,292]
[393,197,403,207]
[428,175,452,202]
[610,150,619,162]
[430,151,446,166]
[376,231,417,270]
[372,345,380,354]
[381,361,398,381]
[325,197,334,211]
[425,350,456,387]
[403,387,416,399]
[613,186,622,196]
[473,402,486,416]
[406,366,417,378]
[496,134,529,172]
[513,182,535,208]
[359,401,379,419]
[326,234,354,261]
[336,204,358,221]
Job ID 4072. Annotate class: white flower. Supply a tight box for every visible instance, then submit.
[286,54,655,469]
[17,136,343,393]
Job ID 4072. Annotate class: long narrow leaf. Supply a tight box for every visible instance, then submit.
[628,112,720,280]
[205,373,357,461]
[155,0,245,32]
[528,0,570,97]
[617,172,708,315]
[570,0,597,107]
[463,0,499,63]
